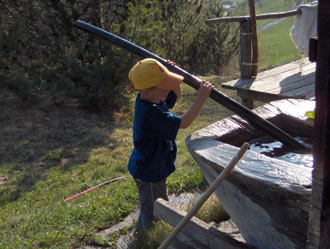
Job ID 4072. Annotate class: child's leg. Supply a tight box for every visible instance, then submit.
[135,179,154,231]
[134,178,168,231]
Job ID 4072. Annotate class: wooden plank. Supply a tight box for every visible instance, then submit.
[249,65,315,89]
[223,59,316,104]
[268,75,315,95]
[225,62,315,91]
[206,9,301,24]
[237,89,284,103]
[239,67,315,92]
[154,198,253,249]
[222,59,315,89]
[284,83,315,98]
[255,71,315,94]
[237,83,315,103]
[268,76,314,95]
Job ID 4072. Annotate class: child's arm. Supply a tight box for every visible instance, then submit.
[179,80,214,129]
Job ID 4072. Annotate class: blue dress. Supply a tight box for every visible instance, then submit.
[128,91,182,182]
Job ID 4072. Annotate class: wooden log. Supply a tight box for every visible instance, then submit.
[74,20,311,152]
[154,199,253,249]
[185,99,314,249]
[206,9,302,24]
[186,138,312,249]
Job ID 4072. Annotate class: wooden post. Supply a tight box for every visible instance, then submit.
[307,0,330,247]
[239,20,253,108]
[240,20,252,79]
[248,0,258,77]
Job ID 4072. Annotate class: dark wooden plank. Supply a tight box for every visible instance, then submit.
[308,0,330,246]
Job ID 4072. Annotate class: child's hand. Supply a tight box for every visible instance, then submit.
[166,59,176,67]
[197,80,214,100]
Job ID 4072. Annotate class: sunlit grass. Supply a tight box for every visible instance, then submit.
[0,78,238,248]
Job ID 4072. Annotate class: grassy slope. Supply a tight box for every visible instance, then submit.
[258,16,301,69]
[256,0,301,69]
[0,80,239,249]
[0,0,303,248]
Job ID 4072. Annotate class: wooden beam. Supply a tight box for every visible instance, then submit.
[307,0,330,248]
[206,9,302,24]
[154,198,253,249]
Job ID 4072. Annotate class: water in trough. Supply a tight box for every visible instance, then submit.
[249,136,313,168]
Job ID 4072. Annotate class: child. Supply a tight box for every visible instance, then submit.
[127,58,214,232]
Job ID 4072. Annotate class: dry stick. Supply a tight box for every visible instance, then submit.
[64,176,126,202]
[158,142,250,249]
[248,0,258,76]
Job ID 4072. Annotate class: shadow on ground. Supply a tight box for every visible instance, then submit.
[0,96,126,205]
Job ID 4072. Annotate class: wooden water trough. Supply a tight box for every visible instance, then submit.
[182,98,314,249]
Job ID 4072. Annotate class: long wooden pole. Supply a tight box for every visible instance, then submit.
[205,9,301,24]
[158,142,250,249]
[73,20,310,152]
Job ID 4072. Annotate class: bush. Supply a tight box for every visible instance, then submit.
[0,0,239,110]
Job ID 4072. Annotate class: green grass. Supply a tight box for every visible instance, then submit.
[258,15,301,70]
[0,79,239,249]
[0,0,306,246]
